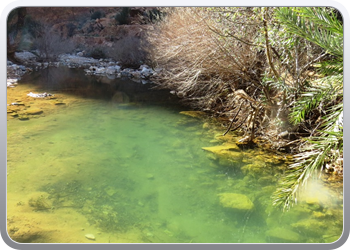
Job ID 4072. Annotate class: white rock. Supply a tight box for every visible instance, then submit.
[141,67,154,78]
[106,66,116,75]
[95,67,106,74]
[114,65,121,73]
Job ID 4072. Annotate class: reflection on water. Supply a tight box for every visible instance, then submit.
[7,68,343,243]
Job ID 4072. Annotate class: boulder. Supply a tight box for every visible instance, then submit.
[218,193,254,211]
[14,51,37,64]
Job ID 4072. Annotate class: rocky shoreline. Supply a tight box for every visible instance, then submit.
[7,51,158,85]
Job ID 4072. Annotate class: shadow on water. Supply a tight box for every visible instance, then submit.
[7,67,343,243]
[20,67,182,106]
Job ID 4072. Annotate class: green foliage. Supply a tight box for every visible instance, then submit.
[276,7,343,57]
[288,82,341,125]
[273,7,343,210]
[144,8,166,23]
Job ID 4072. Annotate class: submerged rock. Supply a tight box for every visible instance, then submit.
[111,91,130,103]
[202,143,240,154]
[218,193,254,211]
[291,219,328,237]
[146,174,154,180]
[202,143,242,166]
[85,234,96,240]
[18,115,29,120]
[241,162,266,177]
[266,227,301,243]
[24,108,43,115]
[179,111,206,119]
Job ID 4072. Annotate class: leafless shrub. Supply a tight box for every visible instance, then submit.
[33,24,76,61]
[146,7,325,144]
[146,7,265,111]
[107,36,149,68]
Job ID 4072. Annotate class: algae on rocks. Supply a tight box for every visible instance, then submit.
[218,193,254,211]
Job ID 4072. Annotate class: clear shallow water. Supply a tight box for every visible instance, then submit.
[7,68,343,243]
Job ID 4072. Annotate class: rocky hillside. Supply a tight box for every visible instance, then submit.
[7,7,163,68]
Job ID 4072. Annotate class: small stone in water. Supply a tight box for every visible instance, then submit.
[85,234,95,240]
[146,174,154,180]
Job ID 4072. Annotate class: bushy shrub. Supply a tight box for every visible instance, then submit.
[115,7,130,25]
[85,47,106,59]
[66,23,76,37]
[91,10,103,20]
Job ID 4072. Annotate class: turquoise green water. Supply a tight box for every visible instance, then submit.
[7,69,343,243]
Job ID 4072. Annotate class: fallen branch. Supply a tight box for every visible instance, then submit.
[228,113,249,133]
[223,102,243,136]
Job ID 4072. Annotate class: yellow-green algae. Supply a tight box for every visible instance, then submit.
[218,193,254,211]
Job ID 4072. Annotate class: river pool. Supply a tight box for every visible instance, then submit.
[6,67,343,243]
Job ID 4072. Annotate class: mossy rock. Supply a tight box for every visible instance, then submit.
[257,176,276,185]
[179,111,206,119]
[24,108,43,115]
[266,227,302,243]
[291,219,328,236]
[254,154,285,165]
[202,144,242,167]
[54,102,66,105]
[18,115,29,120]
[218,193,254,211]
[214,133,237,143]
[241,162,266,176]
[202,122,210,129]
[202,143,240,155]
